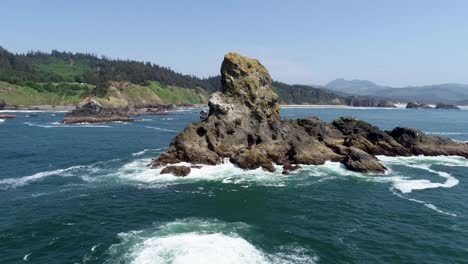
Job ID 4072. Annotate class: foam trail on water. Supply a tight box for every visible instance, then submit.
[425,132,468,135]
[377,155,468,167]
[105,218,317,264]
[390,188,457,217]
[392,164,458,193]
[375,156,463,193]
[0,165,86,189]
[131,148,163,157]
[24,122,111,128]
[143,126,178,133]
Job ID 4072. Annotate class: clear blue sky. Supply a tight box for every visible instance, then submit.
[2,0,468,86]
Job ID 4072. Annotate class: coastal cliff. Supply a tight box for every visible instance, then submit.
[150,52,467,175]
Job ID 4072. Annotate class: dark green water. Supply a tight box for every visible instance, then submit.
[1,108,467,264]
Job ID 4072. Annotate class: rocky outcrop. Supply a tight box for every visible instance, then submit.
[345,96,397,108]
[151,52,468,175]
[377,100,397,108]
[406,102,433,109]
[435,103,460,110]
[160,165,191,177]
[0,114,16,119]
[61,98,134,124]
[0,99,5,110]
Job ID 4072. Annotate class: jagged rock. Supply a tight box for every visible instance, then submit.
[61,98,134,124]
[200,109,208,120]
[342,148,387,173]
[435,103,460,110]
[152,52,468,174]
[160,165,191,177]
[0,99,5,110]
[230,149,276,172]
[406,102,433,109]
[390,127,468,157]
[282,162,302,175]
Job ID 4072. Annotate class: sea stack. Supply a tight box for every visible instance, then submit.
[61,98,134,124]
[152,52,468,175]
[435,103,460,110]
[406,102,433,109]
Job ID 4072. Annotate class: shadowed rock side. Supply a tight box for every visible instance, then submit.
[435,103,460,110]
[61,98,134,124]
[152,52,468,175]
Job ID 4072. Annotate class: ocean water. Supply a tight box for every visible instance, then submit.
[1,108,467,264]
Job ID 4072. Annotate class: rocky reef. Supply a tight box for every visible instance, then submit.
[152,52,468,175]
[435,103,460,110]
[0,114,16,119]
[61,98,134,124]
[406,102,433,109]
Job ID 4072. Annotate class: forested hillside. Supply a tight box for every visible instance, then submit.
[0,47,343,106]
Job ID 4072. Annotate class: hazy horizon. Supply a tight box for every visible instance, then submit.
[2,0,468,87]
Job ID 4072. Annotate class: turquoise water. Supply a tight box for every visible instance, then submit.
[1,108,467,264]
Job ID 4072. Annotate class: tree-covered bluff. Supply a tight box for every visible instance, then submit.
[0,46,343,106]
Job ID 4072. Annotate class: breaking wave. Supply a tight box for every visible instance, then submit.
[116,158,290,188]
[104,219,317,264]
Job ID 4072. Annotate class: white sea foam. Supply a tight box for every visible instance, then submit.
[116,158,290,188]
[0,119,4,123]
[131,148,163,157]
[24,122,111,128]
[374,156,464,193]
[23,253,31,261]
[0,165,86,189]
[377,155,468,167]
[391,164,459,193]
[105,219,317,264]
[143,126,178,133]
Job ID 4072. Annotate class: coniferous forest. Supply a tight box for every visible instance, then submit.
[0,46,343,105]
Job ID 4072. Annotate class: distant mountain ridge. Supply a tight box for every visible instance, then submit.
[325,79,468,104]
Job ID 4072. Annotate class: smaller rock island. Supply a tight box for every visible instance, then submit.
[61,98,134,124]
[152,53,468,176]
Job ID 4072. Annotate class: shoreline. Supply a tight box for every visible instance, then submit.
[2,103,467,113]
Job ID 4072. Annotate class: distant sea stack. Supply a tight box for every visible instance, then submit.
[152,52,468,176]
[406,102,433,109]
[345,96,397,108]
[61,98,134,124]
[0,114,15,119]
[435,103,460,110]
